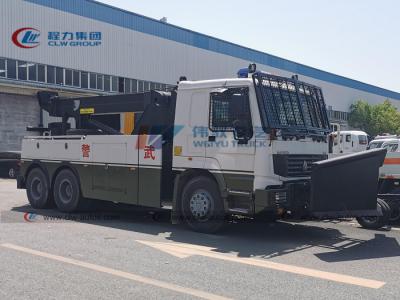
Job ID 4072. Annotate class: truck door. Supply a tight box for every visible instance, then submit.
[352,134,359,152]
[205,87,255,192]
[343,134,352,152]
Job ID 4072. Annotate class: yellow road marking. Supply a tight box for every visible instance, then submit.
[1,243,231,300]
[137,240,385,289]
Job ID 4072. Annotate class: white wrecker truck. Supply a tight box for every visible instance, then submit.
[17,65,389,232]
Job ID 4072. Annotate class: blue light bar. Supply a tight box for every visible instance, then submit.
[237,64,257,78]
[237,68,249,78]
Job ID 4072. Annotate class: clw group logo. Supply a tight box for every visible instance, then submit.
[12,27,103,48]
[23,212,38,222]
[12,27,40,48]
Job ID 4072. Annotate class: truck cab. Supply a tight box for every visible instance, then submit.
[368,138,399,150]
[173,75,329,215]
[330,130,368,154]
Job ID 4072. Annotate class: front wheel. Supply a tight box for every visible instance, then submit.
[356,199,391,229]
[181,176,225,233]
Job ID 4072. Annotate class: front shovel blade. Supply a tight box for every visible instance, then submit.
[310,148,386,218]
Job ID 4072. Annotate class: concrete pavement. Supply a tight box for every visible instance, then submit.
[1,179,400,299]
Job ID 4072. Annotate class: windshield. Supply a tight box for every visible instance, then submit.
[252,72,331,137]
[368,141,383,149]
[358,135,368,145]
[383,143,399,152]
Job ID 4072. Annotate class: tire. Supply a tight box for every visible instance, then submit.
[390,207,400,223]
[356,199,391,229]
[26,168,51,209]
[8,168,16,179]
[387,201,400,223]
[181,176,225,233]
[383,186,400,223]
[53,169,82,213]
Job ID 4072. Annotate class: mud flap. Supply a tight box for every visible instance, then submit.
[310,149,386,218]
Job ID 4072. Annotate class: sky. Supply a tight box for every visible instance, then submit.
[97,0,400,92]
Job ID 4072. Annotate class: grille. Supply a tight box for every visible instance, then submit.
[252,72,331,136]
[273,154,327,178]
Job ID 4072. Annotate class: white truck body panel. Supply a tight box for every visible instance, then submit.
[21,135,162,167]
[380,151,400,179]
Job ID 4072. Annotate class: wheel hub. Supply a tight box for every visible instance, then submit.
[360,216,378,223]
[59,179,73,204]
[190,190,211,219]
[31,178,43,200]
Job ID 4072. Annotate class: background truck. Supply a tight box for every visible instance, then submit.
[0,151,21,178]
[373,151,400,223]
[18,65,388,232]
[328,129,368,155]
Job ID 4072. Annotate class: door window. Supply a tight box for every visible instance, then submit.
[209,87,252,136]
[358,135,367,145]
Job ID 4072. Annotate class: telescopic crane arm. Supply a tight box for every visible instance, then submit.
[34,90,176,136]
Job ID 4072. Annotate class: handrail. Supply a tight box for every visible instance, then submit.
[23,135,86,140]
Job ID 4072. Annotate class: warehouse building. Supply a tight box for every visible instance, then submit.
[1,0,400,152]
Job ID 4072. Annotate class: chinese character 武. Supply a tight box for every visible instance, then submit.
[144,145,155,160]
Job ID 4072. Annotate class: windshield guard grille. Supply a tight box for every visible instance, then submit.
[253,73,331,136]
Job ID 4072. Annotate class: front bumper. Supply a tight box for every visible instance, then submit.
[255,149,387,219]
[254,180,310,216]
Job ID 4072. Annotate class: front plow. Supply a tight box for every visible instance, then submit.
[309,148,387,218]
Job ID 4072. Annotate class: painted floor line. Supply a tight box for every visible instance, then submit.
[137,240,386,289]
[1,243,231,300]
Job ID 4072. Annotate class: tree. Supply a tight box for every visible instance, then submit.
[348,100,373,133]
[348,100,400,136]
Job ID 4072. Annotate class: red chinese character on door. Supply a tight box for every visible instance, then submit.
[144,145,155,160]
[82,144,90,158]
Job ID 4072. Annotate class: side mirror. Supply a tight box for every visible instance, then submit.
[233,119,251,144]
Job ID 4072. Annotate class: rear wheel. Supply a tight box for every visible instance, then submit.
[181,176,225,233]
[26,168,51,209]
[53,169,82,213]
[356,198,391,229]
